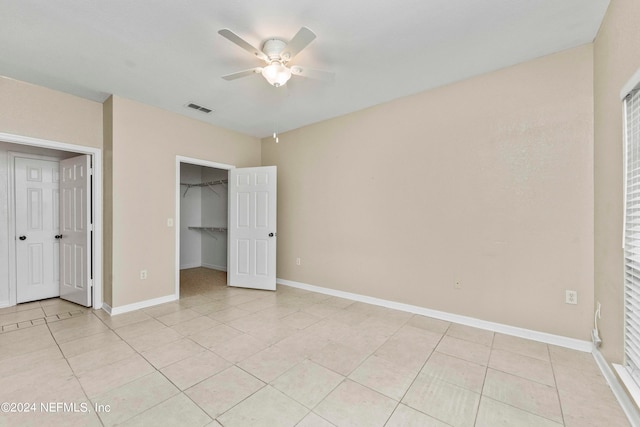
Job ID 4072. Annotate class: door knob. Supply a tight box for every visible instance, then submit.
[55,235,62,239]
[269,232,275,237]
[18,236,26,240]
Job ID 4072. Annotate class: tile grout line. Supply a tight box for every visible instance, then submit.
[548,343,567,426]
[94,307,225,425]
[225,309,345,415]
[480,340,568,426]
[205,307,409,424]
[45,308,107,427]
[473,332,494,427]
[87,310,214,425]
[68,309,186,425]
[478,347,562,388]
[381,322,452,426]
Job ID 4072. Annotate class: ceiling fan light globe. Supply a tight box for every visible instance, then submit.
[262,62,292,87]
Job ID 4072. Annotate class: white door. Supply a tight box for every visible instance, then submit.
[15,157,60,303]
[228,166,277,290]
[59,155,92,306]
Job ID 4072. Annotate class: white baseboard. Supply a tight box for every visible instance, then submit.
[101,302,113,315]
[0,301,11,309]
[591,351,640,426]
[104,294,178,316]
[180,262,201,270]
[202,263,227,272]
[179,263,227,271]
[277,278,592,352]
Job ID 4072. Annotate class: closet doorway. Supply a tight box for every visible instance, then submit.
[0,132,103,310]
[177,158,232,296]
[175,156,278,297]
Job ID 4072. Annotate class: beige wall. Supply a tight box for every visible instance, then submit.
[0,76,102,148]
[0,77,262,310]
[263,45,594,339]
[109,96,260,308]
[594,0,640,362]
[0,76,103,305]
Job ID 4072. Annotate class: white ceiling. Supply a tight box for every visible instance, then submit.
[0,0,609,138]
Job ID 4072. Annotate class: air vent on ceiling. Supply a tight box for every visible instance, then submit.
[186,102,214,114]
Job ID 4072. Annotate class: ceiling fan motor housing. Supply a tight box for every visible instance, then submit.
[262,39,288,61]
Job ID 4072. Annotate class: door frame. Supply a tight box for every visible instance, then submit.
[1,132,103,310]
[175,155,235,299]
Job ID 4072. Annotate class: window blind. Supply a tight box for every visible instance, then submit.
[624,87,640,385]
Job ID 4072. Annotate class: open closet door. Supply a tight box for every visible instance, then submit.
[59,155,92,306]
[228,166,277,291]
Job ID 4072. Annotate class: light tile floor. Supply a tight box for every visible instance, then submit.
[0,268,631,426]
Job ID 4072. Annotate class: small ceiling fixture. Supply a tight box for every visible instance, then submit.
[218,27,333,88]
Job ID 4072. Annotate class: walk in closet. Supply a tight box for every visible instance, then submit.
[179,163,228,273]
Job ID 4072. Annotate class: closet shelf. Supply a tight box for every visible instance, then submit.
[188,226,227,232]
[188,226,227,240]
[180,179,228,188]
[180,179,228,198]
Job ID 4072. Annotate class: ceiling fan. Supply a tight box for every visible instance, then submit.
[218,27,334,88]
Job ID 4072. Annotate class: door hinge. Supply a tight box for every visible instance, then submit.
[89,168,93,175]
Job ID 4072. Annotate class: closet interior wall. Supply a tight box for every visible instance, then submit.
[180,163,202,269]
[179,163,228,272]
[201,167,228,271]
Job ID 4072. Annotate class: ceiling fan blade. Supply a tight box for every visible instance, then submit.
[281,27,316,61]
[218,29,267,61]
[290,66,334,82]
[222,68,262,81]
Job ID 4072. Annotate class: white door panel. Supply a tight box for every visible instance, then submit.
[228,166,277,290]
[15,158,60,303]
[59,155,92,306]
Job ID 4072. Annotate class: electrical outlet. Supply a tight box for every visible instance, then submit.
[140,270,148,280]
[296,257,301,266]
[565,290,578,305]
[167,218,174,227]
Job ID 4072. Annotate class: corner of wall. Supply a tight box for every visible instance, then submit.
[593,0,640,365]
[102,96,113,306]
